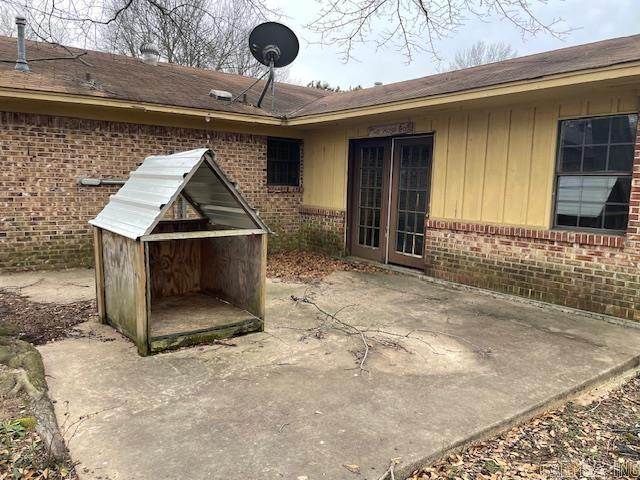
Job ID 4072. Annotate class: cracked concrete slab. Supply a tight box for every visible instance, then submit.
[35,270,640,479]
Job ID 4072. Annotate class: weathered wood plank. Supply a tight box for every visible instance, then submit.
[149,318,262,353]
[102,230,138,340]
[93,227,106,324]
[134,241,149,356]
[141,229,264,242]
[258,234,267,323]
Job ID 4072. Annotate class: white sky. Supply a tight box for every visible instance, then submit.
[267,0,640,88]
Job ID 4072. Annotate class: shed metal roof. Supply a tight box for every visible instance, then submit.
[89,148,269,239]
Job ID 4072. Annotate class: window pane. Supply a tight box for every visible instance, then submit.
[582,145,607,171]
[578,203,603,228]
[581,176,619,205]
[608,145,634,171]
[556,203,579,227]
[604,204,628,231]
[561,119,585,147]
[556,176,581,203]
[606,176,631,203]
[611,114,637,143]
[585,117,610,145]
[560,146,582,172]
[416,214,425,234]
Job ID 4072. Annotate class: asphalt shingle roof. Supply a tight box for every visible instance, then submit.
[1,34,640,119]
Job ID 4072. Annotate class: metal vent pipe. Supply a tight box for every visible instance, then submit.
[15,16,29,73]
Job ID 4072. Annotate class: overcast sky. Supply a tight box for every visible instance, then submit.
[267,0,640,88]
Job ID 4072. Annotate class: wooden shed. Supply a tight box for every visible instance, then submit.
[89,148,270,355]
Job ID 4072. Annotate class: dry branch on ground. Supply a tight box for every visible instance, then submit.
[289,291,488,373]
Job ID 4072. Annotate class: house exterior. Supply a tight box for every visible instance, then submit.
[1,34,639,322]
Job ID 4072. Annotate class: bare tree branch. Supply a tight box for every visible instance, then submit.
[0,0,275,75]
[306,0,569,62]
[446,40,517,70]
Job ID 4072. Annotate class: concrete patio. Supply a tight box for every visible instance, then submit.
[7,267,639,479]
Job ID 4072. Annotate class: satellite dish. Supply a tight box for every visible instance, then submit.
[249,22,299,68]
[229,22,299,108]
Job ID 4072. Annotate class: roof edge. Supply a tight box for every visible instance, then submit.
[285,60,640,125]
[4,60,640,127]
[0,87,285,125]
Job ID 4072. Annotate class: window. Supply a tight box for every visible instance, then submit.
[554,114,637,232]
[267,138,300,186]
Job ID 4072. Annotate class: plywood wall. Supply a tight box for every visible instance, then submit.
[148,239,201,298]
[302,89,638,228]
[200,234,266,319]
[101,229,139,340]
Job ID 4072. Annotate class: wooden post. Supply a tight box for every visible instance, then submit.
[93,227,106,323]
[134,240,149,356]
[258,234,267,325]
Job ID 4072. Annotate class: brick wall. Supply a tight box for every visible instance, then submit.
[299,206,346,254]
[0,112,302,270]
[423,123,640,322]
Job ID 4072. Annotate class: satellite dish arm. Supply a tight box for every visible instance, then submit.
[230,68,270,104]
[257,60,275,109]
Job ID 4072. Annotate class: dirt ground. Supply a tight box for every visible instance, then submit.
[412,374,640,479]
[267,251,380,282]
[0,289,96,345]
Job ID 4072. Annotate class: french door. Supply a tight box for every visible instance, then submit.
[348,136,433,269]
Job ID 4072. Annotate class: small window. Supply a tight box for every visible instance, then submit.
[554,114,637,232]
[267,138,300,186]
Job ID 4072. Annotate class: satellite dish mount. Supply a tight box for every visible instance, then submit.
[231,22,299,109]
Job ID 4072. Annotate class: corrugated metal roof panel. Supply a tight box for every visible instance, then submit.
[89,148,269,239]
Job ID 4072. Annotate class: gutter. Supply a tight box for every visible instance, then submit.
[0,87,283,126]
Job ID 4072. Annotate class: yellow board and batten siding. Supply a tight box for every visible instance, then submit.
[302,90,639,229]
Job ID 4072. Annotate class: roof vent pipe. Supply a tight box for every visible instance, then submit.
[15,16,29,73]
[140,41,160,66]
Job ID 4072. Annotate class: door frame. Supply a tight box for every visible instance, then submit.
[347,133,435,268]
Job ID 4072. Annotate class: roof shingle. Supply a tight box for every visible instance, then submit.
[1,33,640,120]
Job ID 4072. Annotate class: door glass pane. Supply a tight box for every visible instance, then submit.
[357,146,384,248]
[395,144,429,256]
